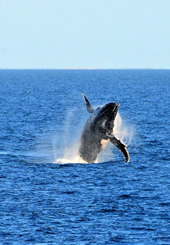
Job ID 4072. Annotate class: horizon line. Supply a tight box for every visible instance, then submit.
[0,67,170,70]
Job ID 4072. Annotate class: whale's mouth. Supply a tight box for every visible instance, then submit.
[101,102,119,118]
[105,103,119,132]
[94,102,120,134]
[112,103,119,114]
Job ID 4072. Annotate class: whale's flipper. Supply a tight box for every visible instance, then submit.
[109,135,130,162]
[82,94,94,113]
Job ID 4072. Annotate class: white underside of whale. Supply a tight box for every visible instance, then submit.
[101,139,110,149]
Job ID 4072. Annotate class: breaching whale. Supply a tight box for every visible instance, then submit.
[79,94,130,163]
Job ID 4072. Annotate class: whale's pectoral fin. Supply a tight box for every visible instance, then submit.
[109,135,130,162]
[82,94,95,113]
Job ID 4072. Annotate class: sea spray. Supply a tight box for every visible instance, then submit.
[54,108,87,164]
[114,112,134,146]
[33,108,133,164]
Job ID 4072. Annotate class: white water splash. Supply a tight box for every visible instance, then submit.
[54,139,86,164]
[53,109,87,164]
[114,112,134,146]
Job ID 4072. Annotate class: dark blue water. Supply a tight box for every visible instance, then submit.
[0,69,169,244]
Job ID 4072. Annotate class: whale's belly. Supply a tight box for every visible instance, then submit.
[101,139,110,149]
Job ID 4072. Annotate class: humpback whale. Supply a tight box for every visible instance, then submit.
[79,94,130,163]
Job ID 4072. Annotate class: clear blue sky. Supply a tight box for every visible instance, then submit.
[0,0,170,69]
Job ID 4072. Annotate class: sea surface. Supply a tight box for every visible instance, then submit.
[0,69,169,244]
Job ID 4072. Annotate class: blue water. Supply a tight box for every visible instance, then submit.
[0,69,169,244]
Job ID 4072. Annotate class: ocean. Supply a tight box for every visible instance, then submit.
[0,69,169,244]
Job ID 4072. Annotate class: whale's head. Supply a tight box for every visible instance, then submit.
[93,102,119,135]
[82,94,119,136]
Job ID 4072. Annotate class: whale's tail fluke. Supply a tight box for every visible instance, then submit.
[82,94,94,113]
